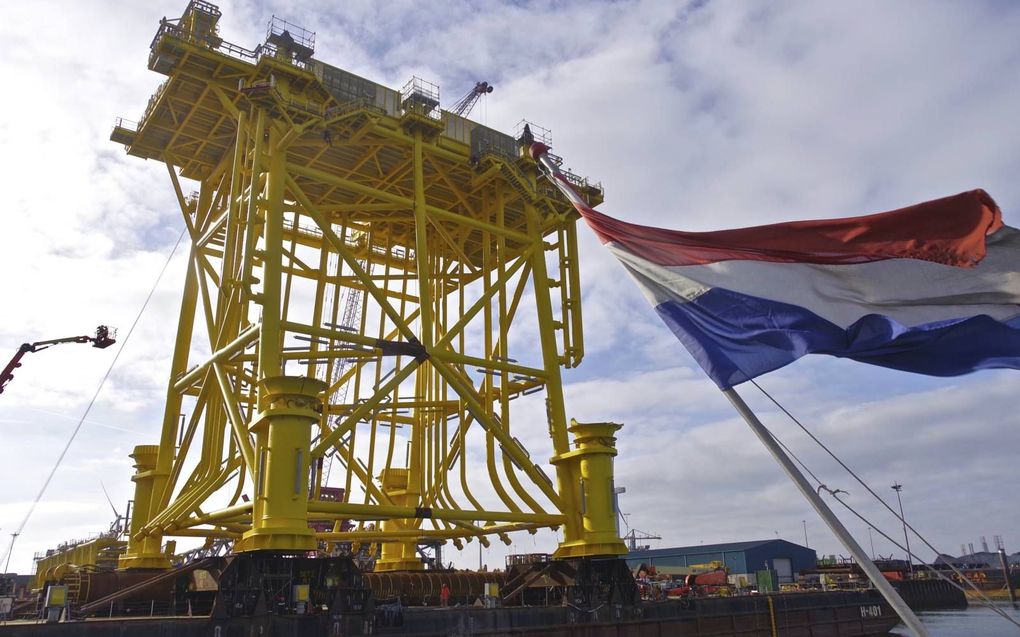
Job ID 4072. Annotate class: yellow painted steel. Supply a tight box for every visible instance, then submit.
[551,421,629,558]
[111,0,622,569]
[119,445,172,569]
[235,376,327,552]
[375,469,424,571]
[32,537,126,590]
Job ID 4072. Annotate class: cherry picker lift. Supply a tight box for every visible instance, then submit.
[0,326,116,395]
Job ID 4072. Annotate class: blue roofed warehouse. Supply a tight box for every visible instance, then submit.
[625,539,817,584]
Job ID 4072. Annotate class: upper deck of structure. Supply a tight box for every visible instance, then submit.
[112,1,603,258]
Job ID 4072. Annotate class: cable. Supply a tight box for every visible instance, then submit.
[750,378,1005,584]
[752,398,1017,625]
[830,491,1020,629]
[0,228,188,570]
[749,378,1020,627]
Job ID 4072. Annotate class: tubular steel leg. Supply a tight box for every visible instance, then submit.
[551,421,628,558]
[118,445,172,569]
[235,376,327,552]
[375,469,425,572]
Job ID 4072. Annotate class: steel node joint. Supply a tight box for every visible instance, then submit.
[375,337,428,361]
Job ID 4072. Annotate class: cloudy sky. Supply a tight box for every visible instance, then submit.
[1,0,1019,574]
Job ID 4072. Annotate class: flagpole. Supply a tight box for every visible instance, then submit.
[722,387,929,637]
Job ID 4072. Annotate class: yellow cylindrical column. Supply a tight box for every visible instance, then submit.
[118,445,172,569]
[551,420,628,558]
[235,375,327,552]
[375,468,425,571]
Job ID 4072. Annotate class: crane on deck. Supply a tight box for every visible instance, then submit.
[449,81,493,117]
[0,326,116,395]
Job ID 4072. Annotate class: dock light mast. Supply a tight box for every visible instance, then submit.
[891,483,913,574]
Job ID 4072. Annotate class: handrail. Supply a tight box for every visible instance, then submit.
[113,117,138,132]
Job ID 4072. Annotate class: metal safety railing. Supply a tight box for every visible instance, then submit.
[514,119,552,145]
[324,96,385,121]
[149,19,258,63]
[112,117,138,132]
[266,15,315,53]
[543,151,603,197]
[400,76,442,120]
[149,14,317,71]
[561,170,603,197]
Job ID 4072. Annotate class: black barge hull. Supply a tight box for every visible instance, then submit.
[0,591,900,636]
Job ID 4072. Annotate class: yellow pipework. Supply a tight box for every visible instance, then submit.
[33,537,126,590]
[522,194,583,545]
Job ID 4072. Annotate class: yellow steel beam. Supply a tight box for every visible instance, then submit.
[432,248,532,350]
[307,501,564,525]
[429,358,563,510]
[310,361,420,457]
[284,175,418,342]
[288,162,533,244]
[173,324,260,392]
[430,350,546,380]
[315,522,555,543]
[212,362,256,472]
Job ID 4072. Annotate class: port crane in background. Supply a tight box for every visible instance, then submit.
[616,487,662,552]
[623,529,663,552]
[0,326,116,395]
[450,81,493,116]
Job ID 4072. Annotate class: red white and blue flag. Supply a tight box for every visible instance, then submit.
[532,143,1020,389]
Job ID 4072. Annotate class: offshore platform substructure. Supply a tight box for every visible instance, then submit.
[7,3,901,636]
[107,2,620,569]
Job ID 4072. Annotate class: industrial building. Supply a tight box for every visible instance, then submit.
[626,540,817,585]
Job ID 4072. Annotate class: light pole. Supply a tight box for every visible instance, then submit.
[802,520,809,547]
[3,533,17,575]
[891,484,913,574]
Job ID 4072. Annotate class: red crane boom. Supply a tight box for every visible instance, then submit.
[0,325,116,394]
[450,81,493,117]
